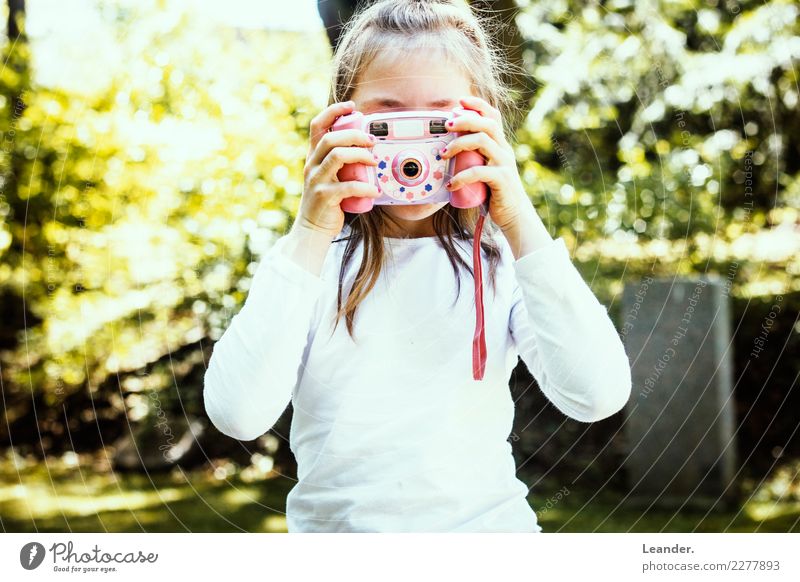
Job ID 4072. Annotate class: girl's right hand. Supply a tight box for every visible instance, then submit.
[296,101,380,238]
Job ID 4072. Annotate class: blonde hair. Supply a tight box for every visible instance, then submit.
[328,0,519,137]
[327,0,519,340]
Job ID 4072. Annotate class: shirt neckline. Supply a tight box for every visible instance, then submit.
[381,235,441,246]
[338,225,476,246]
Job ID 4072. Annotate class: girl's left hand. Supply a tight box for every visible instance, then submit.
[441,95,533,233]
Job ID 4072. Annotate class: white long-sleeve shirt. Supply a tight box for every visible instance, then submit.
[203,223,632,532]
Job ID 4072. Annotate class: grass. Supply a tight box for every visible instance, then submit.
[0,451,293,533]
[1,449,798,533]
[532,484,800,533]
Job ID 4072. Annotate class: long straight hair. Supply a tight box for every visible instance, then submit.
[327,0,520,340]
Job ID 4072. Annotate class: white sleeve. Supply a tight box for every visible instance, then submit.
[506,236,632,423]
[203,234,327,441]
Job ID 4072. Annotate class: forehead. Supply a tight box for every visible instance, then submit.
[351,46,473,109]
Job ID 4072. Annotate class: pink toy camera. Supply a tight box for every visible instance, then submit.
[330,106,487,213]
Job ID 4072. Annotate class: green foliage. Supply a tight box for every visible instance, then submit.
[0,1,330,402]
[515,0,799,299]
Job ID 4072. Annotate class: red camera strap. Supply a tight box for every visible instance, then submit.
[472,211,487,381]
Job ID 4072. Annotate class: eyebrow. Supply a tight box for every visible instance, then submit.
[360,97,455,109]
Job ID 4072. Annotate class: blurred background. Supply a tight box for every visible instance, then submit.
[0,0,798,533]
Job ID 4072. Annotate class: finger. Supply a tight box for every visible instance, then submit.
[318,180,381,204]
[458,95,502,123]
[447,109,508,146]
[445,165,509,193]
[440,132,508,165]
[308,101,355,151]
[315,145,379,183]
[308,128,375,169]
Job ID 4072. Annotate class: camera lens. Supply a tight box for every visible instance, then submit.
[391,149,429,187]
[402,160,421,178]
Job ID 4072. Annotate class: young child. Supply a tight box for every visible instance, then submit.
[203,0,632,532]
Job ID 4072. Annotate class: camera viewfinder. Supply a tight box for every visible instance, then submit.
[369,122,389,137]
[429,119,448,134]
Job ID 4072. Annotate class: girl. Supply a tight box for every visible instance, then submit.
[203,0,632,533]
